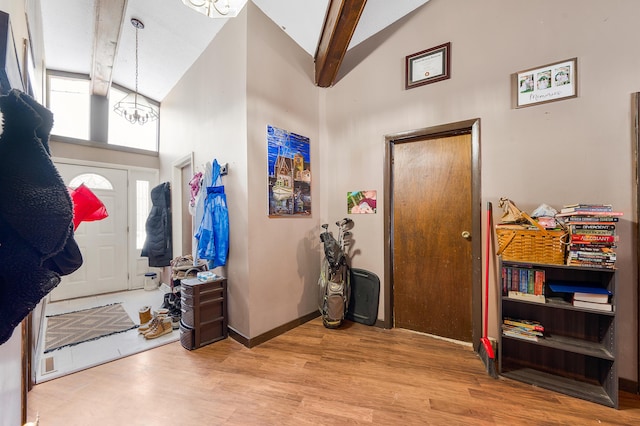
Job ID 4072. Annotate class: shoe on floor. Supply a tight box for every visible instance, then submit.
[170,315,180,330]
[144,317,172,339]
[138,314,166,334]
[138,306,152,324]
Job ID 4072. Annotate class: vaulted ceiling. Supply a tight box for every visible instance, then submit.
[40,0,429,102]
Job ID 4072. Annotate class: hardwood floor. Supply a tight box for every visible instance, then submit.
[28,318,640,425]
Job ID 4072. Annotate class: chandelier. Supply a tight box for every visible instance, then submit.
[113,18,159,125]
[181,0,238,18]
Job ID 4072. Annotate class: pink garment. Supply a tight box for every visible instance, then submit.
[189,172,203,209]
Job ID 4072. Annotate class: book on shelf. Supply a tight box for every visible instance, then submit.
[520,269,528,293]
[501,325,542,342]
[502,330,539,342]
[507,291,545,303]
[565,206,619,269]
[572,299,613,312]
[568,241,616,248]
[567,251,616,260]
[556,210,623,218]
[560,204,613,213]
[567,259,616,266]
[566,260,616,269]
[502,266,545,297]
[502,326,543,338]
[574,291,610,304]
[548,283,612,295]
[570,228,616,236]
[534,270,544,296]
[569,224,616,231]
[570,234,618,243]
[568,245,616,253]
[501,267,506,295]
[503,317,544,332]
[564,216,619,223]
[567,257,616,266]
[549,283,613,300]
[562,203,613,209]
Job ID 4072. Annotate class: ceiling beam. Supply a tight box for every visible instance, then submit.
[314,0,367,88]
[90,0,128,96]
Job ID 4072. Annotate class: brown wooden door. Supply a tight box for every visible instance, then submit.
[392,133,473,342]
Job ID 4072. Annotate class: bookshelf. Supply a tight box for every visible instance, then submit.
[498,259,617,408]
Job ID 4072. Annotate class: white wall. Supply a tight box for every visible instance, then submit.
[0,329,22,426]
[161,3,321,339]
[322,0,640,380]
[159,7,252,335]
[246,4,321,337]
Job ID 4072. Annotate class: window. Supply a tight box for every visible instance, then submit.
[69,173,113,190]
[47,72,159,152]
[108,85,159,151]
[48,75,90,140]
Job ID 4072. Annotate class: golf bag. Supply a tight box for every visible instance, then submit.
[318,218,353,328]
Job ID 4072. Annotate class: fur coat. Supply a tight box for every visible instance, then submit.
[0,89,82,345]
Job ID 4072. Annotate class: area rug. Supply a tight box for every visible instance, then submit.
[44,303,137,353]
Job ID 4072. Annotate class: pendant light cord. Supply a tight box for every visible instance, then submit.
[135,21,139,103]
[132,18,143,108]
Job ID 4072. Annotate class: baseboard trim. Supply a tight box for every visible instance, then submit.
[228,311,320,348]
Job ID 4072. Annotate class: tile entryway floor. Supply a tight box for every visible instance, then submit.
[36,288,179,383]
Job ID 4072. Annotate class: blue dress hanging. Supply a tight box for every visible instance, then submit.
[195,159,229,268]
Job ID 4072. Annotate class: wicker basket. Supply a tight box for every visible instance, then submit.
[496,227,568,265]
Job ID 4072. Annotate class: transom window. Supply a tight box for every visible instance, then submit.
[48,76,90,140]
[69,173,113,190]
[47,72,159,152]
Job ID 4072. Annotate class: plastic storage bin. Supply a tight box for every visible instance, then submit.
[144,272,159,291]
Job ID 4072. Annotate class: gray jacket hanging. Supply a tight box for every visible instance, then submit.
[141,182,173,267]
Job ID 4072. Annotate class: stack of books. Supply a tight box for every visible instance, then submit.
[501,318,545,342]
[501,265,545,303]
[549,283,613,312]
[556,204,622,269]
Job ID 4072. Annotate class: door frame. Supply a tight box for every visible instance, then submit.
[172,153,194,260]
[634,92,640,394]
[50,157,159,293]
[383,118,482,350]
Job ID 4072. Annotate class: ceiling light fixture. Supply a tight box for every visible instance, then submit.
[113,18,159,125]
[181,0,238,18]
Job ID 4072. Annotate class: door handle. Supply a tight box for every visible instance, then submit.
[461,231,471,240]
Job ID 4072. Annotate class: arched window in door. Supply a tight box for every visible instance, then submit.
[69,173,113,190]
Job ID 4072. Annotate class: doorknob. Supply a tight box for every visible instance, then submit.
[461,231,471,240]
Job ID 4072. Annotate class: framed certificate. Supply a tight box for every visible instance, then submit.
[405,42,451,89]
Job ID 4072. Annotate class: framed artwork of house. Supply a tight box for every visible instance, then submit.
[267,125,311,217]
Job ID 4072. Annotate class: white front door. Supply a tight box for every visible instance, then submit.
[49,163,128,301]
